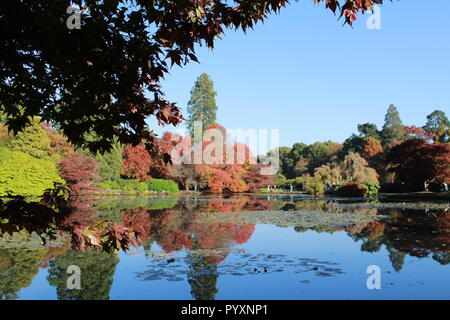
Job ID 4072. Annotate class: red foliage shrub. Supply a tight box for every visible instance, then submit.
[58,152,100,195]
[337,183,368,197]
[246,164,275,193]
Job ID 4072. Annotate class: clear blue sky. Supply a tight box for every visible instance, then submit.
[150,1,450,153]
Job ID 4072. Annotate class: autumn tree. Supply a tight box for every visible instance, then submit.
[198,163,248,193]
[404,126,434,141]
[190,124,273,193]
[381,104,405,147]
[150,132,186,178]
[43,123,75,162]
[386,139,450,191]
[0,1,388,152]
[360,136,383,160]
[121,144,152,181]
[246,164,275,193]
[58,152,100,195]
[340,152,379,185]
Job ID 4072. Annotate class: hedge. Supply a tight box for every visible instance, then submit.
[146,179,179,193]
[98,178,178,193]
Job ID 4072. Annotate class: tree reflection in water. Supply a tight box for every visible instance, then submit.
[0,194,449,300]
[0,247,47,300]
[186,252,219,300]
[47,248,118,300]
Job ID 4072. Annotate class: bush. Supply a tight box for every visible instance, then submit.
[337,183,368,197]
[98,181,120,190]
[364,182,380,196]
[146,179,179,193]
[305,177,325,196]
[137,182,148,192]
[0,149,64,196]
[118,179,139,190]
[97,178,178,194]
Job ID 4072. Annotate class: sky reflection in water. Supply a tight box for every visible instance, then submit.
[1,195,449,300]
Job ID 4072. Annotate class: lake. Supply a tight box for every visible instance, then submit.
[0,194,449,300]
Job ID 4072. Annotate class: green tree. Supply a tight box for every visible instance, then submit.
[265,146,293,178]
[423,110,450,144]
[288,143,308,177]
[302,141,342,174]
[274,173,287,187]
[381,105,405,147]
[186,74,218,139]
[7,117,53,161]
[304,176,325,196]
[357,123,381,140]
[93,142,123,182]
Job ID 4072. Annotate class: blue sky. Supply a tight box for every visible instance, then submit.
[151,0,450,153]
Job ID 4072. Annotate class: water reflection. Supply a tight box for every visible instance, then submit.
[0,195,449,299]
[47,248,118,300]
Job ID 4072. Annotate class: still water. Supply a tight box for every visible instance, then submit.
[1,195,449,300]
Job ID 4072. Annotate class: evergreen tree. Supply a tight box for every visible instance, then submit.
[186,73,218,139]
[381,105,405,147]
[94,142,123,182]
[357,123,381,140]
[423,110,450,144]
